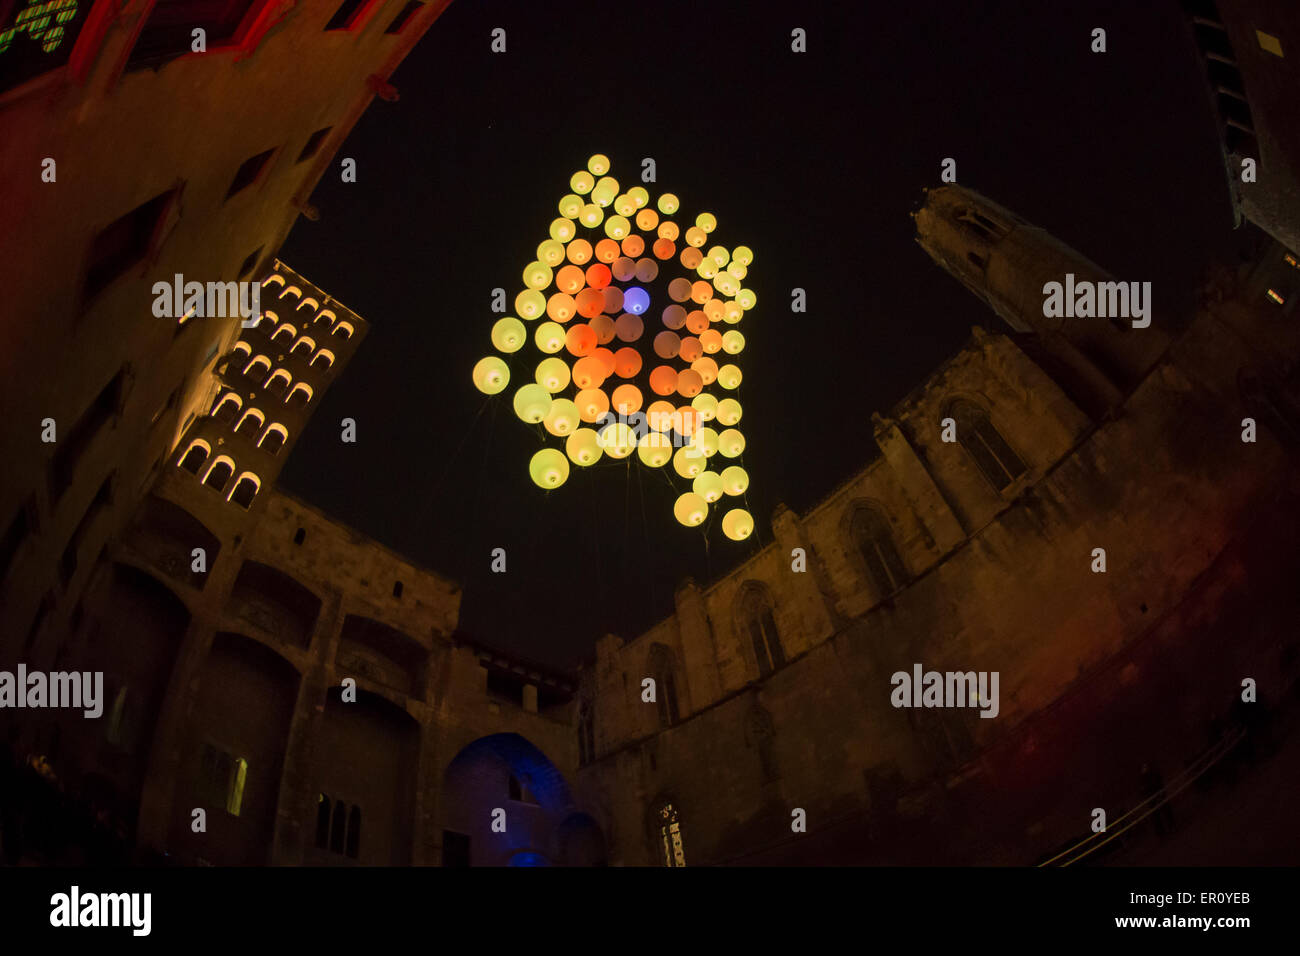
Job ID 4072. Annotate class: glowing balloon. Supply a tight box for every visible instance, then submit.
[737,288,757,310]
[722,508,753,541]
[473,357,510,395]
[567,428,604,466]
[567,238,593,265]
[696,212,717,233]
[673,492,708,527]
[723,300,744,324]
[514,384,552,423]
[550,217,576,243]
[708,245,730,267]
[534,322,565,354]
[703,298,725,322]
[594,238,620,263]
[591,176,619,207]
[721,465,749,495]
[571,170,595,194]
[718,428,745,458]
[675,406,700,436]
[654,331,681,359]
[637,431,673,468]
[628,186,649,208]
[716,398,742,426]
[696,258,719,279]
[579,204,604,228]
[614,346,642,377]
[601,286,624,314]
[492,317,526,353]
[591,347,616,377]
[587,153,610,175]
[649,365,678,396]
[536,356,570,392]
[604,215,631,240]
[662,304,688,329]
[651,238,674,259]
[612,257,637,282]
[685,310,710,334]
[681,247,704,270]
[691,392,718,421]
[585,263,612,289]
[516,290,546,320]
[558,194,583,219]
[733,245,753,266]
[684,226,707,248]
[700,328,723,353]
[717,363,742,389]
[538,239,566,265]
[722,330,745,354]
[546,293,576,322]
[713,272,740,297]
[623,286,650,314]
[611,383,643,414]
[676,369,704,397]
[678,336,703,362]
[634,257,659,282]
[635,208,659,232]
[566,323,597,356]
[695,427,719,457]
[614,193,637,217]
[647,401,676,432]
[599,421,636,459]
[544,398,580,437]
[614,313,644,343]
[691,280,713,304]
[589,314,615,344]
[556,265,585,294]
[692,356,719,384]
[727,262,748,280]
[575,387,610,422]
[658,192,680,215]
[622,234,645,258]
[673,447,704,479]
[668,278,693,303]
[575,288,604,318]
[530,448,570,489]
[658,221,680,241]
[693,471,724,502]
[571,355,607,389]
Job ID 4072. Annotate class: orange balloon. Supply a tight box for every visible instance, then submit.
[621,234,645,258]
[614,312,644,342]
[556,265,585,294]
[684,226,706,247]
[675,406,700,436]
[591,347,617,377]
[700,328,723,353]
[594,238,620,263]
[679,336,703,362]
[658,221,680,241]
[601,286,624,314]
[647,400,676,431]
[575,288,605,318]
[691,280,714,304]
[661,304,688,330]
[654,331,681,359]
[575,387,610,422]
[590,314,615,344]
[586,263,612,289]
[652,238,675,260]
[572,355,606,389]
[703,298,725,322]
[676,369,704,397]
[567,238,593,265]
[649,365,679,396]
[635,208,659,232]
[614,346,643,377]
[612,257,636,282]
[635,258,659,282]
[686,310,710,334]
[566,323,597,356]
[546,292,577,322]
[611,384,643,414]
[692,356,718,384]
[668,278,693,302]
[680,247,704,270]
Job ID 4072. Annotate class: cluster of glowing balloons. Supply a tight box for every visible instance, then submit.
[473,154,756,541]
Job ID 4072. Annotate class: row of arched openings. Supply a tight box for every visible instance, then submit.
[261,273,356,340]
[177,441,261,508]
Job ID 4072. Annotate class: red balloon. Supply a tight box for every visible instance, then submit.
[575,288,605,318]
[592,347,617,377]
[649,365,679,396]
[614,346,643,378]
[586,263,612,289]
[566,323,597,356]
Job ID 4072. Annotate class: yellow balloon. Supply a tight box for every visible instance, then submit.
[684,226,707,248]
[657,193,680,215]
[628,186,649,208]
[718,428,745,458]
[587,153,610,175]
[566,428,604,466]
[579,203,604,228]
[537,239,566,266]
[523,261,553,291]
[535,322,565,354]
[722,330,745,354]
[708,245,730,267]
[558,194,583,219]
[571,170,595,194]
[492,317,526,353]
[473,356,509,395]
[732,245,754,266]
[673,446,704,479]
[550,217,576,243]
[599,422,636,459]
[737,288,757,310]
[722,508,753,541]
[727,262,748,280]
[717,364,743,389]
[693,470,724,503]
[691,393,718,421]
[614,194,637,217]
[604,215,631,240]
[713,272,739,297]
[535,357,570,392]
[696,258,719,279]
[516,290,546,320]
[637,431,673,468]
[673,492,708,527]
[544,398,580,436]
[696,212,717,233]
[591,176,619,207]
[716,398,742,426]
[723,300,744,324]
[530,448,569,489]
[721,465,749,495]
[695,427,719,457]
[513,384,552,423]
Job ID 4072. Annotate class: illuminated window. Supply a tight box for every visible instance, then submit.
[386,1,422,34]
[280,285,302,301]
[290,335,316,357]
[212,391,242,423]
[286,382,313,407]
[325,0,370,31]
[333,320,355,339]
[271,323,296,344]
[196,741,247,816]
[738,585,784,678]
[127,0,262,71]
[265,368,292,397]
[647,643,680,727]
[652,801,686,867]
[259,423,288,455]
[315,308,337,327]
[0,0,88,95]
[232,341,252,359]
[262,273,286,291]
[311,349,335,370]
[1266,288,1286,306]
[178,439,211,473]
[298,126,333,164]
[203,456,235,492]
[243,355,271,380]
[948,399,1026,491]
[1283,253,1299,270]
[234,408,264,438]
[297,297,320,314]
[227,472,260,509]
[848,502,908,598]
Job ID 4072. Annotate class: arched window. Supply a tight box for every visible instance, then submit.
[259,423,288,455]
[948,398,1026,491]
[330,800,347,854]
[316,308,337,327]
[847,502,908,598]
[578,700,595,766]
[315,794,331,849]
[311,348,335,370]
[204,456,235,492]
[232,341,252,360]
[227,472,260,509]
[212,392,242,423]
[290,335,316,357]
[346,805,361,859]
[179,439,211,473]
[333,320,354,339]
[651,800,686,867]
[271,323,296,344]
[287,382,314,407]
[262,273,286,292]
[737,584,785,678]
[265,368,292,397]
[280,284,302,301]
[234,408,264,438]
[244,355,272,380]
[647,643,680,728]
[298,297,320,315]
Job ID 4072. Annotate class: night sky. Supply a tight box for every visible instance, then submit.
[278,0,1240,670]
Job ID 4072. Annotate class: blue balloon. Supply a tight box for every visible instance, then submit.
[623,286,650,315]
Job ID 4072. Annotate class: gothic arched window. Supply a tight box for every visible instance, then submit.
[847,502,908,598]
[948,399,1026,491]
[738,584,785,678]
[651,800,686,867]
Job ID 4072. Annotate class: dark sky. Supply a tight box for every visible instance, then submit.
[278,0,1240,670]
